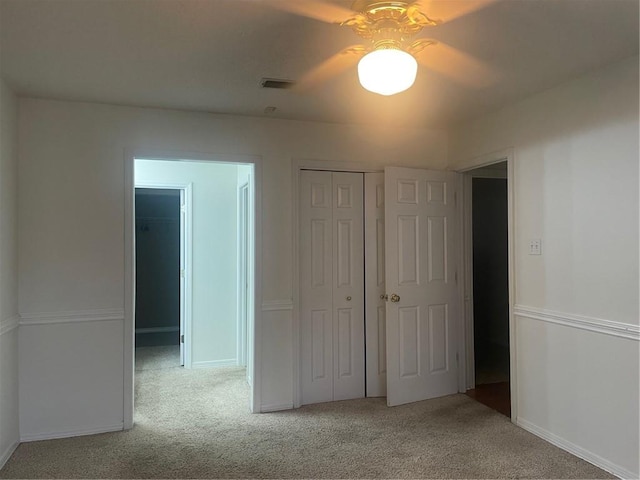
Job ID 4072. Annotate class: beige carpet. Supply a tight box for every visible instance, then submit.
[135,345,181,371]
[1,349,613,479]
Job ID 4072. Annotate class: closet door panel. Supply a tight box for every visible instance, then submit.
[332,172,365,401]
[365,172,386,397]
[300,171,334,404]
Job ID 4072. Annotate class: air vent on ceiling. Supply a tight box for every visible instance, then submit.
[260,78,295,89]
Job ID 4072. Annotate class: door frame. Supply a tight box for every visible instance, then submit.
[124,149,263,427]
[456,148,517,423]
[291,159,380,408]
[237,181,250,367]
[134,182,193,368]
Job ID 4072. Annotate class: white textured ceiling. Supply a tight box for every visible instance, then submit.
[1,0,638,128]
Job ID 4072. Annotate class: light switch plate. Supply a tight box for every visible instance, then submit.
[529,239,542,255]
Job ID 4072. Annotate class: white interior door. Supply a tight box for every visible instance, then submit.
[384,166,459,406]
[179,189,186,367]
[300,170,365,405]
[365,173,386,397]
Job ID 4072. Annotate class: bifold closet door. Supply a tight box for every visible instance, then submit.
[364,173,386,397]
[300,170,365,405]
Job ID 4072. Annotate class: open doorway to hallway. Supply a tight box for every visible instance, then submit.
[132,158,255,413]
[464,161,511,418]
[135,187,183,369]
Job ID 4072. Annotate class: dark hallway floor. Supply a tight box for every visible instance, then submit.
[466,381,511,418]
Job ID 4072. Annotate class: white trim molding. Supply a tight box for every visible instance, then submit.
[517,418,637,479]
[260,403,294,412]
[455,147,516,173]
[0,315,19,335]
[135,326,179,334]
[456,148,517,421]
[261,300,293,312]
[514,305,639,341]
[19,309,125,326]
[20,423,124,443]
[0,440,19,470]
[191,359,238,369]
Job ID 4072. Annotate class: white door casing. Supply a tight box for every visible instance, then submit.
[179,189,186,366]
[364,172,387,397]
[300,170,365,404]
[245,173,255,387]
[237,182,250,369]
[384,167,459,406]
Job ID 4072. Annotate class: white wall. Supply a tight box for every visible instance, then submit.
[0,80,20,466]
[11,53,638,476]
[17,97,447,435]
[449,55,639,478]
[136,160,239,366]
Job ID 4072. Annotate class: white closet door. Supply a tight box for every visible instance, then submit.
[384,167,459,406]
[332,172,365,401]
[300,170,334,404]
[365,173,386,397]
[300,171,365,404]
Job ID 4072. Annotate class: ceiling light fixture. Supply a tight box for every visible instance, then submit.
[357,47,417,96]
[343,0,439,96]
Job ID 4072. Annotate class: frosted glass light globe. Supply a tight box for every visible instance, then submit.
[357,49,418,96]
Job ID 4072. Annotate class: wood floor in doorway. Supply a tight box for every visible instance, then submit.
[466,381,511,418]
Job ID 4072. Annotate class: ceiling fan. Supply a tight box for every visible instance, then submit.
[258,0,498,96]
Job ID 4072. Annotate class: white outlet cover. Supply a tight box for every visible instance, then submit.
[529,239,542,255]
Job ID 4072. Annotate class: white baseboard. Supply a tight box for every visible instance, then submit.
[261,300,293,312]
[135,326,179,334]
[261,403,293,412]
[191,359,237,369]
[517,418,637,479]
[0,440,19,470]
[20,423,124,443]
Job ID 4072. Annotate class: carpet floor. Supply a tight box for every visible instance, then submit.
[1,349,613,479]
[135,345,181,371]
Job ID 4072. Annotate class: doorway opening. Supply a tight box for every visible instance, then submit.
[463,161,511,418]
[125,154,260,425]
[134,187,185,370]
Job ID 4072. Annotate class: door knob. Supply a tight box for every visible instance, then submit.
[390,293,400,303]
[346,296,352,301]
